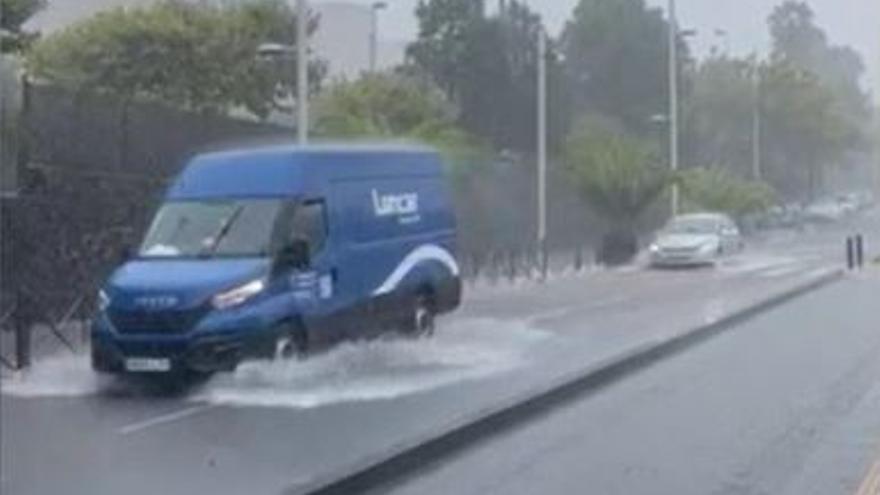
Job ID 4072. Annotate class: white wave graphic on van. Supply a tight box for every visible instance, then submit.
[193,318,549,409]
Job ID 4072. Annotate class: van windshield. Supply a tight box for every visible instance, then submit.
[139,199,284,259]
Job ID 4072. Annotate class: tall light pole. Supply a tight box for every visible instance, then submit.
[667,0,680,216]
[296,0,309,144]
[370,2,388,73]
[537,31,548,255]
[752,56,763,182]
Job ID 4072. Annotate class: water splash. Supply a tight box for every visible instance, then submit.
[193,318,548,408]
[1,318,549,408]
[1,354,106,397]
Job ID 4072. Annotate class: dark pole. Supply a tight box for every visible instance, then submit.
[856,235,864,269]
[846,236,855,270]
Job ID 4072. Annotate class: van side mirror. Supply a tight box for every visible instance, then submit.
[118,245,133,263]
[276,238,310,271]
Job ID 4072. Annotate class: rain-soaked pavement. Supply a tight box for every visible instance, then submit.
[1,212,879,495]
[384,271,880,495]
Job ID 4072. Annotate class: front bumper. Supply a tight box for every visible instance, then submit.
[650,249,717,267]
[91,323,277,374]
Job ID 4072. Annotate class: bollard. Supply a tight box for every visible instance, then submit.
[856,234,864,269]
[846,237,854,270]
[574,246,584,272]
[14,320,31,370]
[508,250,517,282]
[541,248,549,280]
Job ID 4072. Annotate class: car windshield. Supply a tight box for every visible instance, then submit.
[139,199,284,259]
[664,218,719,235]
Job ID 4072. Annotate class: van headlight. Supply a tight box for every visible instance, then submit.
[212,279,266,310]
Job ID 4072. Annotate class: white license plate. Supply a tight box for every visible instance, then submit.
[125,357,172,373]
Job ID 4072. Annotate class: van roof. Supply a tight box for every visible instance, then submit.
[167,143,444,200]
[197,142,437,161]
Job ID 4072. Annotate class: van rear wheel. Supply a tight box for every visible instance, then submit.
[403,294,435,338]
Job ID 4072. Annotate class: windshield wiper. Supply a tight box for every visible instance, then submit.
[201,205,245,257]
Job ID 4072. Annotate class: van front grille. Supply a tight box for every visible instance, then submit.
[108,307,209,335]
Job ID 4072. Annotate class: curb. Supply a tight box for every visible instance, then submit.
[287,268,845,495]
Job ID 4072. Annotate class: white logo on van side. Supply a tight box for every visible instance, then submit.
[372,189,419,218]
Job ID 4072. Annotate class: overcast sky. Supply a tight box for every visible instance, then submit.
[30,0,880,98]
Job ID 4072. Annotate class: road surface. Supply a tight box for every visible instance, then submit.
[384,271,880,495]
[1,212,877,495]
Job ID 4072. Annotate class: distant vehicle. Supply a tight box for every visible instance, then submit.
[755,203,805,231]
[835,194,859,215]
[649,213,743,267]
[804,198,846,223]
[91,144,462,376]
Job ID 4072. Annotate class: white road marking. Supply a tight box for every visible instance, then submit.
[117,404,216,436]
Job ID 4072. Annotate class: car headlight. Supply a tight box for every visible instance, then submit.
[649,243,660,253]
[98,289,110,312]
[212,279,266,310]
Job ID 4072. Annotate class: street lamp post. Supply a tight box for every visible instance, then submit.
[370,2,388,73]
[537,31,548,260]
[296,0,309,144]
[752,57,763,182]
[668,0,680,216]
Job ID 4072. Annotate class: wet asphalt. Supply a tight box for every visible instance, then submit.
[1,211,878,495]
[383,271,880,495]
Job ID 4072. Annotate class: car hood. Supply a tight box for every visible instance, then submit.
[655,233,719,250]
[106,258,271,310]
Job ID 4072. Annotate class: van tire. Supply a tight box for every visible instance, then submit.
[403,293,436,338]
[274,321,309,360]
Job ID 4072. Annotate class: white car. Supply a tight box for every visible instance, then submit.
[804,199,846,223]
[649,213,743,267]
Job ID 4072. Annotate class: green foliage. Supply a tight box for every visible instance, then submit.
[761,59,854,199]
[564,116,669,224]
[561,0,680,135]
[25,0,325,118]
[768,1,869,147]
[680,167,775,218]
[685,56,755,177]
[314,72,489,169]
[1,0,46,52]
[407,0,570,153]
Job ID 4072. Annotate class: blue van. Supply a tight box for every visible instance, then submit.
[91,144,462,375]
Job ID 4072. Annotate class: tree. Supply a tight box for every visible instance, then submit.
[768,1,870,145]
[685,55,756,177]
[1,0,46,53]
[680,167,775,219]
[25,0,325,118]
[761,59,854,200]
[564,116,669,264]
[314,72,488,168]
[560,0,686,136]
[407,0,570,153]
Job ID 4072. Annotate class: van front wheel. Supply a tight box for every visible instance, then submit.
[274,321,308,360]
